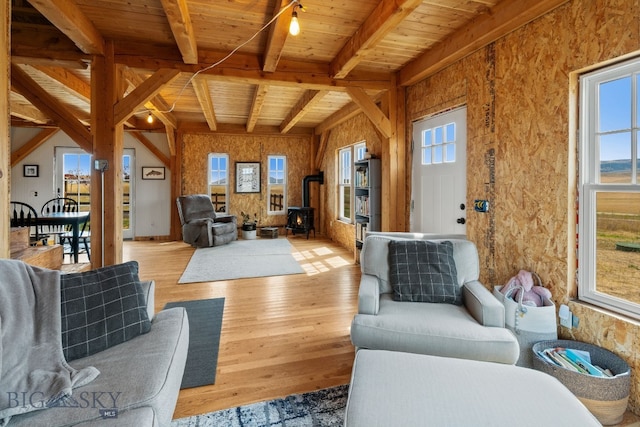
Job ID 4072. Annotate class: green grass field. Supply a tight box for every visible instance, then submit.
[595,182,640,304]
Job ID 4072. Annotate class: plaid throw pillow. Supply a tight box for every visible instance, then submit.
[60,260,151,361]
[388,240,462,305]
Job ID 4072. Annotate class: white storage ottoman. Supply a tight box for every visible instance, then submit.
[344,350,600,427]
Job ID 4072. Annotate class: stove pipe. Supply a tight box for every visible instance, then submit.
[302,171,324,208]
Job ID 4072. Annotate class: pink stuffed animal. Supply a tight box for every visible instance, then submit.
[500,270,551,307]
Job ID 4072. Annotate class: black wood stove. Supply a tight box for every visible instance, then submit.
[286,207,315,239]
[285,172,323,239]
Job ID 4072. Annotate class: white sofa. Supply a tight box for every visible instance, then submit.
[350,232,519,364]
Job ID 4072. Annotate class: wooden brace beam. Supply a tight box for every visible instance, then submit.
[114,69,180,126]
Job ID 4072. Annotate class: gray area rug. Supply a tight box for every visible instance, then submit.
[171,385,348,427]
[164,298,225,389]
[179,239,304,284]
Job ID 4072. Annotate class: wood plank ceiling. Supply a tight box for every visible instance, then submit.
[9,0,569,137]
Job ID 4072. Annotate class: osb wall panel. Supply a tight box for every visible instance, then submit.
[181,133,312,228]
[406,0,640,414]
[318,113,382,252]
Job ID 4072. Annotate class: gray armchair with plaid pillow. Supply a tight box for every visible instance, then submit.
[350,232,519,364]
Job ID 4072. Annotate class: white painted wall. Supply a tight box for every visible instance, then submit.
[10,128,172,238]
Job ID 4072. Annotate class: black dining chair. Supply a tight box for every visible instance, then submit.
[60,212,90,262]
[41,197,79,244]
[10,201,49,246]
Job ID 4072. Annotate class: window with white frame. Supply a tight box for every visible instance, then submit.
[578,56,640,320]
[267,155,286,214]
[208,153,228,213]
[338,142,367,222]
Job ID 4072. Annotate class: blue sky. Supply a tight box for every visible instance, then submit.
[65,153,130,175]
[599,76,637,163]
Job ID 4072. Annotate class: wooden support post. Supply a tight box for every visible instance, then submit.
[1,1,9,258]
[394,82,407,232]
[380,75,407,232]
[170,128,183,241]
[91,42,123,267]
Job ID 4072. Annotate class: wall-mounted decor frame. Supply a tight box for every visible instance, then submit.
[23,164,39,177]
[235,161,261,193]
[142,166,165,180]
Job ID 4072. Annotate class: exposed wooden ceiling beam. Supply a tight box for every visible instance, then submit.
[128,131,171,168]
[263,0,293,72]
[11,23,90,68]
[32,65,90,102]
[10,54,88,70]
[165,124,176,156]
[11,128,59,165]
[346,87,391,138]
[9,99,51,124]
[114,69,181,126]
[247,85,269,133]
[11,63,92,150]
[280,90,327,134]
[115,50,393,92]
[399,0,570,86]
[27,0,105,55]
[159,0,198,64]
[179,121,313,136]
[315,131,330,170]
[330,0,423,79]
[192,76,217,131]
[123,68,179,129]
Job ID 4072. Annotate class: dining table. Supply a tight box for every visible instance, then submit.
[36,211,90,263]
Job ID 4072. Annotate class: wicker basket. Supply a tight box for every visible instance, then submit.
[532,340,631,425]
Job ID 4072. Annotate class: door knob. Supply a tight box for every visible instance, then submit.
[457,218,466,224]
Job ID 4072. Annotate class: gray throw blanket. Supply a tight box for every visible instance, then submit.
[0,260,99,426]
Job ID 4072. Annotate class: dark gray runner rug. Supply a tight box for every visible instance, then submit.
[164,298,225,389]
[171,384,349,427]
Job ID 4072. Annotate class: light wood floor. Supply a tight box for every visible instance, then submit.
[122,236,640,425]
[123,236,359,420]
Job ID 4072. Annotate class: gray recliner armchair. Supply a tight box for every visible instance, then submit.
[350,232,519,364]
[176,195,237,247]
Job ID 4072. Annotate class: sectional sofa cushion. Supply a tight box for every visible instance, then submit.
[388,240,461,305]
[60,260,151,361]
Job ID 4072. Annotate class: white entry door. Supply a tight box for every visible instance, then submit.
[411,106,467,235]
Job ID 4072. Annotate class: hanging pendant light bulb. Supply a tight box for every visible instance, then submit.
[147,112,154,124]
[289,10,300,36]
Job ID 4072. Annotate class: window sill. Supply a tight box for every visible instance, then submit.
[569,300,640,328]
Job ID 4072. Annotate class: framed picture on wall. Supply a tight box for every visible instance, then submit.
[23,164,39,177]
[235,162,260,193]
[142,166,165,180]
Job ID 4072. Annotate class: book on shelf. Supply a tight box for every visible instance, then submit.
[356,195,370,215]
[356,222,368,241]
[355,167,369,187]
